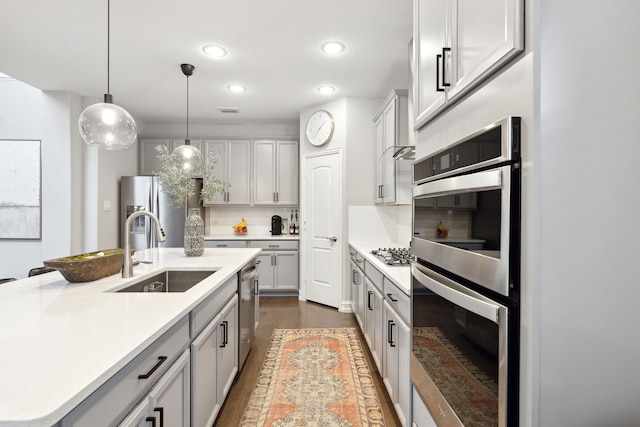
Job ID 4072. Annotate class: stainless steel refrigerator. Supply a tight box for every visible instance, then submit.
[120,176,203,250]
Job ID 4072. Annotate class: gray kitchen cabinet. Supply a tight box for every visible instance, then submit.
[118,349,191,427]
[383,299,411,427]
[139,139,203,176]
[364,277,384,373]
[253,140,299,205]
[348,245,411,426]
[202,139,251,205]
[190,284,238,427]
[249,241,299,293]
[374,90,411,205]
[349,246,365,331]
[413,0,524,128]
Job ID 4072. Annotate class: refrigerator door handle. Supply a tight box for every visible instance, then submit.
[151,180,160,248]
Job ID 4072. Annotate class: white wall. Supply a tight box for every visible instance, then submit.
[536,2,640,425]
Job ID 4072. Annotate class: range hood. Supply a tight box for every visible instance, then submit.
[380,144,416,161]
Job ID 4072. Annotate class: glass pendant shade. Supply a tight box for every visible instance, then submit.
[172,141,203,171]
[78,95,137,150]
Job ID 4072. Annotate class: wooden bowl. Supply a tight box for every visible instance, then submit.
[44,249,132,282]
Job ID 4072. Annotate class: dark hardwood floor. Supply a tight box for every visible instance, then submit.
[214,296,401,426]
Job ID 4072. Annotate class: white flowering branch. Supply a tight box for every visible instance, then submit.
[153,144,229,208]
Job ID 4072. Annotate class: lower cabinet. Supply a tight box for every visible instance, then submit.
[191,294,238,427]
[364,277,384,373]
[250,241,299,292]
[349,258,365,330]
[118,350,191,427]
[348,245,411,427]
[383,300,411,427]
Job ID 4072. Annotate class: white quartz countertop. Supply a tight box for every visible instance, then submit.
[348,241,411,295]
[205,233,300,241]
[0,247,260,426]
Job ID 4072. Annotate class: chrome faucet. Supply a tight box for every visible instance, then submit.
[122,211,166,278]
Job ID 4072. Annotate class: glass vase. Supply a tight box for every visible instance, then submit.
[184,208,204,257]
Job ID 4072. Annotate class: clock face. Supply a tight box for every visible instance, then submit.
[305,110,335,146]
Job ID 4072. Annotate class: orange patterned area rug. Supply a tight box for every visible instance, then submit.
[239,328,386,426]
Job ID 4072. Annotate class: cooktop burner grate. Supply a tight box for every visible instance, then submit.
[371,247,413,266]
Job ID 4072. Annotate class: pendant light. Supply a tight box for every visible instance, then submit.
[78,0,137,150]
[172,63,203,172]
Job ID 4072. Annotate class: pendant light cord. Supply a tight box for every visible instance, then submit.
[107,0,110,94]
[186,73,190,143]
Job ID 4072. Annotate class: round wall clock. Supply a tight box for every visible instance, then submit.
[305,110,335,147]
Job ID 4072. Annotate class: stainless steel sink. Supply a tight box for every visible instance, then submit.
[114,270,217,293]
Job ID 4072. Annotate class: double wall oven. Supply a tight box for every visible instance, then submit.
[411,117,521,427]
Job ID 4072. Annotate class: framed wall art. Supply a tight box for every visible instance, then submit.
[0,139,41,239]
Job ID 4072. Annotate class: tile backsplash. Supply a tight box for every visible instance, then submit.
[348,205,412,246]
[205,206,299,235]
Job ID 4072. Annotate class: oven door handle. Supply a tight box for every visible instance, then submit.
[412,263,502,324]
[413,167,503,199]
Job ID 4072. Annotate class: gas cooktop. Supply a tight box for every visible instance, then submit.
[371,248,413,266]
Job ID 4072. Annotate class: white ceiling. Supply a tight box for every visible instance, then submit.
[0,1,413,126]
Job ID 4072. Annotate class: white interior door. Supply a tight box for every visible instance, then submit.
[304,151,342,308]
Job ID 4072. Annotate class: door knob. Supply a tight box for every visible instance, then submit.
[328,236,337,242]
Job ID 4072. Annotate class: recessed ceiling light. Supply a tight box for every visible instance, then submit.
[227,84,246,93]
[317,86,335,94]
[321,41,345,54]
[203,45,227,58]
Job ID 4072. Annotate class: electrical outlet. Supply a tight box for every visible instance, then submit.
[104,200,111,211]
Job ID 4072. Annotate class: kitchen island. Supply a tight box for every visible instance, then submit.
[0,247,259,426]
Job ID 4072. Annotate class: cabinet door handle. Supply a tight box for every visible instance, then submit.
[146,416,157,427]
[367,291,373,310]
[388,320,396,347]
[154,407,164,427]
[255,279,259,295]
[216,244,228,247]
[220,321,228,347]
[138,356,167,379]
[441,47,451,88]
[386,293,398,302]
[352,269,356,285]
[436,53,444,92]
[272,254,277,266]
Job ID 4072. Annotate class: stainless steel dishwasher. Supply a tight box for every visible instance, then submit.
[239,261,258,369]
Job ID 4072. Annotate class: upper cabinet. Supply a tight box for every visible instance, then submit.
[374,90,412,205]
[253,140,299,205]
[413,0,524,129]
[139,139,203,175]
[202,140,251,206]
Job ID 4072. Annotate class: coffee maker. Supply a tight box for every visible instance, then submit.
[271,215,282,235]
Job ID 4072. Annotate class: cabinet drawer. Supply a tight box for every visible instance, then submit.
[248,240,299,250]
[349,247,365,269]
[364,260,384,292]
[383,278,410,325]
[191,275,238,338]
[204,240,247,248]
[61,316,190,427]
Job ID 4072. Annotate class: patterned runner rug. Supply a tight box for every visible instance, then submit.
[239,328,386,426]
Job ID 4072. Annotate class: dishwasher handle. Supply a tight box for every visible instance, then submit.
[241,266,258,281]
